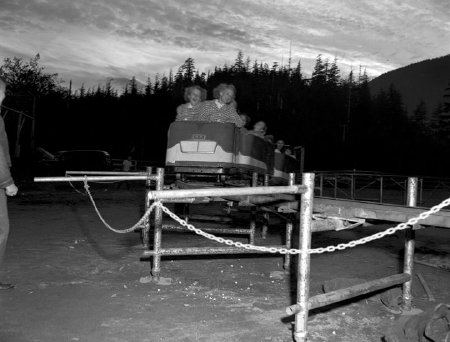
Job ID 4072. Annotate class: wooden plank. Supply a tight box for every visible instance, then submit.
[314,197,450,229]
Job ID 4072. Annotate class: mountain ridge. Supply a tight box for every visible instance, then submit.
[369,54,450,115]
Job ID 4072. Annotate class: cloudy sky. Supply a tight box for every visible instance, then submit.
[1,0,449,89]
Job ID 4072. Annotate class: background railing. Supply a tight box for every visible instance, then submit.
[111,158,162,171]
[314,170,450,207]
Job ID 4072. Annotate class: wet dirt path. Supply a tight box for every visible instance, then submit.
[1,184,449,341]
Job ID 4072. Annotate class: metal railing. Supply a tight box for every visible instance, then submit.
[34,169,425,342]
[315,170,450,207]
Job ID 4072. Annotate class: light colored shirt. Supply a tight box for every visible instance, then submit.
[197,100,244,127]
[122,159,133,172]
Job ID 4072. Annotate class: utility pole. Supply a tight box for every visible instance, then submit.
[31,96,36,155]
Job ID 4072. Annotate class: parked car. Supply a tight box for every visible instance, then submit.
[35,149,113,176]
[55,150,112,173]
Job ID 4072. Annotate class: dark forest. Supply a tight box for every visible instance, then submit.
[1,52,450,177]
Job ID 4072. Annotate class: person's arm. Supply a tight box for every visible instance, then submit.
[0,116,11,167]
[230,108,244,127]
[0,138,16,195]
[0,115,13,189]
[0,150,13,189]
[5,183,18,196]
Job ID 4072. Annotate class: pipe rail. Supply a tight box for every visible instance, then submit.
[32,167,422,341]
[147,185,306,200]
[34,175,158,182]
[66,171,147,176]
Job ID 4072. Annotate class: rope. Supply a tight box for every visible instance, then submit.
[83,178,154,234]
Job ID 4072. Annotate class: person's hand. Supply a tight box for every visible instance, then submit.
[5,184,18,196]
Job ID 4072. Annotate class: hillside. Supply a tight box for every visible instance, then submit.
[369,54,450,115]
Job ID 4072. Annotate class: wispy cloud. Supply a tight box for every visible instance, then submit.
[0,0,449,88]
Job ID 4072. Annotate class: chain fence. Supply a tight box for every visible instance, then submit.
[83,179,450,254]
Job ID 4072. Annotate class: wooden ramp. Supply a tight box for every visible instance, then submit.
[314,197,450,229]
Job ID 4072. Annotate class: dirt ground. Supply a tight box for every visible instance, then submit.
[1,182,450,342]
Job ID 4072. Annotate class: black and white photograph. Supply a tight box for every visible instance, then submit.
[1,1,450,341]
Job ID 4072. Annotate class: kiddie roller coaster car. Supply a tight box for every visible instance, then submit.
[165,121,300,185]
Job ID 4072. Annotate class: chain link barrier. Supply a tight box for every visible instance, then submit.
[83,179,450,254]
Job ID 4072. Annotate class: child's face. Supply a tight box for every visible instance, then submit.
[188,89,202,106]
[254,122,266,133]
[219,89,234,105]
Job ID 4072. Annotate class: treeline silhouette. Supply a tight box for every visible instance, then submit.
[1,53,449,176]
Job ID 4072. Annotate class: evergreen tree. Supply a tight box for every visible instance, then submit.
[443,80,450,112]
[430,102,450,141]
[245,57,251,72]
[413,100,427,127]
[311,55,326,86]
[153,73,160,93]
[181,57,195,84]
[145,77,152,97]
[79,84,86,98]
[104,80,114,97]
[326,57,340,86]
[234,50,245,72]
[160,75,169,93]
[129,76,139,96]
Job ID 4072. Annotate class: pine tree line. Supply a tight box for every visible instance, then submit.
[1,53,450,176]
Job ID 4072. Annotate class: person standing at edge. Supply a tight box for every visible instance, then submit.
[0,76,18,290]
[120,155,133,190]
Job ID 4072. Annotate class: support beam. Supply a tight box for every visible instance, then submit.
[142,245,287,257]
[162,224,250,235]
[287,273,411,315]
[314,197,450,229]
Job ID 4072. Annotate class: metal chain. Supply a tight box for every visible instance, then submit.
[84,178,155,234]
[154,197,450,255]
[83,178,450,254]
